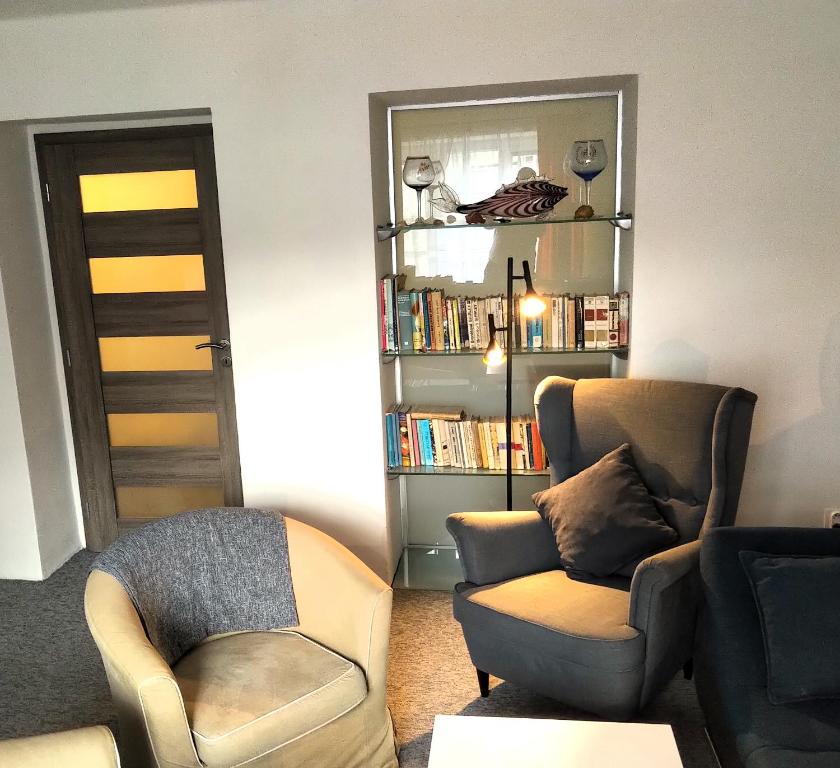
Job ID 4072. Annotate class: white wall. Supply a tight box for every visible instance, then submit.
[0,276,42,580]
[0,123,81,578]
[0,0,837,577]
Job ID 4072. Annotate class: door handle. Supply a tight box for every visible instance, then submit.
[195,339,230,351]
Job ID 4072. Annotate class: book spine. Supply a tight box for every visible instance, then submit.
[399,411,410,466]
[476,419,488,469]
[397,291,413,352]
[595,294,610,349]
[445,298,454,351]
[434,290,445,351]
[418,420,431,466]
[497,420,507,470]
[472,421,483,469]
[428,291,439,351]
[531,418,544,472]
[385,279,394,352]
[464,419,477,469]
[387,412,399,467]
[544,296,552,350]
[519,298,528,349]
[561,295,568,350]
[424,290,434,351]
[483,420,495,470]
[526,421,535,470]
[533,314,543,349]
[410,416,420,467]
[608,297,620,348]
[511,419,523,470]
[379,279,387,351]
[409,291,423,351]
[618,291,630,346]
[446,422,459,468]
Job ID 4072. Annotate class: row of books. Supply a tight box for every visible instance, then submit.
[385,405,548,472]
[379,274,630,353]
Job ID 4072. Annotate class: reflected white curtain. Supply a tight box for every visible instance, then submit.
[398,127,538,284]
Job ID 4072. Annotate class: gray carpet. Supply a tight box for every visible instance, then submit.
[0,551,715,767]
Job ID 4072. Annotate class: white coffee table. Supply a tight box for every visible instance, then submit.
[428,715,683,767]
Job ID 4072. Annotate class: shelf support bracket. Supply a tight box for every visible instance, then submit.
[376,225,400,242]
[608,213,633,231]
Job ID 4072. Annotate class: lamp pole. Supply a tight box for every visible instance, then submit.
[485,257,543,512]
[505,256,514,512]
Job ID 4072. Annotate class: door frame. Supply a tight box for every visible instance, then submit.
[35,124,242,550]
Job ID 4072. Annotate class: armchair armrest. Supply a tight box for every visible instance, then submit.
[285,517,392,702]
[446,511,562,586]
[629,539,702,630]
[0,726,119,768]
[628,539,703,705]
[85,570,201,768]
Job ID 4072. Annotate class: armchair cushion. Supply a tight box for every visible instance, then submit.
[740,552,840,704]
[532,443,677,578]
[174,630,366,768]
[453,570,645,718]
[455,570,640,661]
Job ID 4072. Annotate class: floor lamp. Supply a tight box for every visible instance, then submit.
[483,257,546,511]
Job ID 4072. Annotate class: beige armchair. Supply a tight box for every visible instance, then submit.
[85,517,398,768]
[0,726,119,767]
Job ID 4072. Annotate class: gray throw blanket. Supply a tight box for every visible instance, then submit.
[92,507,298,665]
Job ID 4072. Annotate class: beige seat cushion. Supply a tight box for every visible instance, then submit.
[174,630,367,768]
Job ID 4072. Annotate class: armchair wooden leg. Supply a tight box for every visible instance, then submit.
[477,668,490,697]
[683,658,694,680]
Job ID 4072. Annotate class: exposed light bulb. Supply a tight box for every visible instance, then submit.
[521,292,546,318]
[483,339,506,367]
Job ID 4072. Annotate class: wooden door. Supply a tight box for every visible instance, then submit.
[36,125,242,550]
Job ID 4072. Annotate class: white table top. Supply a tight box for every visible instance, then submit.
[428,715,684,768]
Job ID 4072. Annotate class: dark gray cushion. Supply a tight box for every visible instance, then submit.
[454,569,645,719]
[740,551,840,704]
[745,747,840,768]
[532,443,677,578]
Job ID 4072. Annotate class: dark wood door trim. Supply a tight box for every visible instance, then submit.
[83,209,203,257]
[92,292,210,337]
[193,134,243,505]
[101,371,216,413]
[36,124,242,547]
[36,143,117,550]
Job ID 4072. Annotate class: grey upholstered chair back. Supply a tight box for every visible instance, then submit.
[534,377,756,536]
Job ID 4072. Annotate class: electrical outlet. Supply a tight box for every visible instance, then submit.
[823,508,840,528]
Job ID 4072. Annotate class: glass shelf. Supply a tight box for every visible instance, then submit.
[376,213,633,241]
[387,465,550,477]
[383,346,629,358]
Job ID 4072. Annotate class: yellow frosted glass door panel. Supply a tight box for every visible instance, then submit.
[80,170,198,213]
[99,336,212,371]
[107,413,219,447]
[90,255,206,294]
[115,485,225,520]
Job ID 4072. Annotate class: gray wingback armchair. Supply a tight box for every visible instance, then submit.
[447,376,757,719]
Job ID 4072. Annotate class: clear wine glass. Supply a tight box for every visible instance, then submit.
[402,156,435,224]
[569,139,607,211]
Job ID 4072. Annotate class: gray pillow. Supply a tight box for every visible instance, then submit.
[740,551,840,704]
[532,443,678,579]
